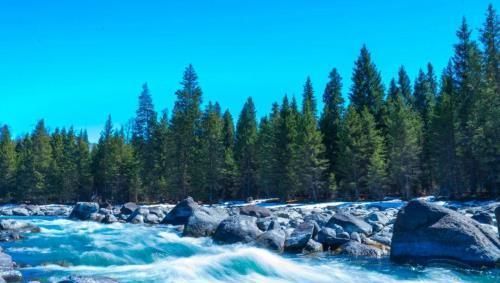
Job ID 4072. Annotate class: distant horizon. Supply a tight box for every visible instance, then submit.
[0,0,493,142]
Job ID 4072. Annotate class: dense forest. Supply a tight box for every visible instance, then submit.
[0,5,498,204]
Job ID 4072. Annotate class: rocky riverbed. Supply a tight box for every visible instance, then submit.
[0,197,499,282]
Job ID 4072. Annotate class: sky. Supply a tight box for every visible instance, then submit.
[0,0,494,142]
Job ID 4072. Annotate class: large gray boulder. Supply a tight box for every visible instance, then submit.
[0,220,39,233]
[338,241,385,258]
[11,207,30,217]
[255,229,286,252]
[239,205,271,218]
[183,207,228,237]
[161,197,199,225]
[213,215,262,244]
[317,227,350,248]
[69,202,99,220]
[284,221,318,252]
[391,200,500,268]
[327,212,372,235]
[120,202,138,215]
[303,213,331,227]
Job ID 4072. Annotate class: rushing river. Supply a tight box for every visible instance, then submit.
[1,216,499,283]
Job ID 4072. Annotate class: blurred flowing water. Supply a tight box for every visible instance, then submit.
[1,216,499,283]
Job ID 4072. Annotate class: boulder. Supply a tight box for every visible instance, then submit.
[0,252,22,282]
[89,213,105,223]
[144,213,160,224]
[102,214,118,224]
[391,200,500,268]
[496,206,500,237]
[365,211,390,226]
[284,221,318,252]
[183,207,228,237]
[304,213,331,227]
[120,202,138,215]
[213,215,262,244]
[317,227,350,248]
[327,212,372,235]
[255,229,286,252]
[338,241,385,258]
[471,212,494,225]
[0,220,39,233]
[58,276,118,283]
[302,239,323,254]
[69,202,99,220]
[11,207,30,217]
[126,208,149,223]
[161,197,199,225]
[239,205,271,218]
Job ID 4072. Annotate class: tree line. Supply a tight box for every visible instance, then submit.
[0,5,498,204]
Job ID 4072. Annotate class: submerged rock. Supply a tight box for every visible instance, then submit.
[239,205,271,218]
[327,212,372,235]
[213,215,262,244]
[58,276,118,283]
[69,202,99,220]
[391,200,500,268]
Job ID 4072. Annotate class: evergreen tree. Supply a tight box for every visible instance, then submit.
[169,65,203,199]
[31,120,53,203]
[0,125,17,200]
[350,45,385,126]
[319,68,344,181]
[298,78,328,201]
[75,130,93,200]
[386,93,422,199]
[397,66,413,105]
[220,110,238,199]
[15,135,35,201]
[234,97,258,199]
[151,110,170,201]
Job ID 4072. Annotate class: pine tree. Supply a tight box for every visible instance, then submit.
[452,18,483,195]
[151,110,170,201]
[15,135,35,201]
[397,66,413,105]
[220,110,238,199]
[31,120,53,203]
[0,125,17,200]
[235,97,258,199]
[75,130,93,201]
[386,93,422,199]
[169,65,203,199]
[298,78,328,201]
[339,106,386,200]
[319,68,344,181]
[350,45,385,126]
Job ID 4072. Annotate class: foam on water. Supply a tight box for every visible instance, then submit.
[2,217,499,283]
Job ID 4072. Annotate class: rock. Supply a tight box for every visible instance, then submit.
[304,213,331,227]
[102,214,118,224]
[284,221,318,252]
[89,213,105,223]
[11,207,30,217]
[338,241,385,258]
[161,197,199,225]
[496,206,500,237]
[391,200,500,268]
[239,205,271,218]
[317,227,350,248]
[213,215,262,244]
[183,207,228,237]
[256,217,275,231]
[365,211,390,226]
[0,231,22,242]
[327,212,373,236]
[0,252,22,282]
[120,202,138,215]
[370,232,392,246]
[144,213,160,224]
[255,229,286,252]
[303,239,323,254]
[58,276,118,283]
[126,208,149,223]
[350,232,361,243]
[471,212,494,225]
[0,220,39,233]
[69,202,99,220]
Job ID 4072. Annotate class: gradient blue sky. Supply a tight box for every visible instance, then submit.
[0,0,494,142]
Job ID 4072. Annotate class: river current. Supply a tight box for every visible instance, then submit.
[1,216,499,283]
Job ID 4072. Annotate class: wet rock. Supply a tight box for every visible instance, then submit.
[338,241,385,258]
[126,208,149,223]
[365,211,390,226]
[350,232,361,243]
[0,220,39,233]
[317,227,350,248]
[284,221,318,252]
[239,205,271,218]
[303,239,323,254]
[144,213,160,224]
[161,197,199,225]
[213,215,262,244]
[255,229,286,252]
[11,207,29,217]
[0,252,22,282]
[69,202,99,220]
[303,213,331,227]
[256,217,275,231]
[471,212,494,225]
[391,200,500,268]
[370,232,392,246]
[102,214,118,224]
[58,276,118,283]
[183,207,228,237]
[120,202,138,215]
[327,212,372,235]
[89,213,105,223]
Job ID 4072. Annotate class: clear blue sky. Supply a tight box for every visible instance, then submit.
[0,0,493,142]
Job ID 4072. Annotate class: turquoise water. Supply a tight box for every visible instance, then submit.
[1,216,499,283]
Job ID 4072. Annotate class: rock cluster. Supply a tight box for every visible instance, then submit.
[0,205,71,217]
